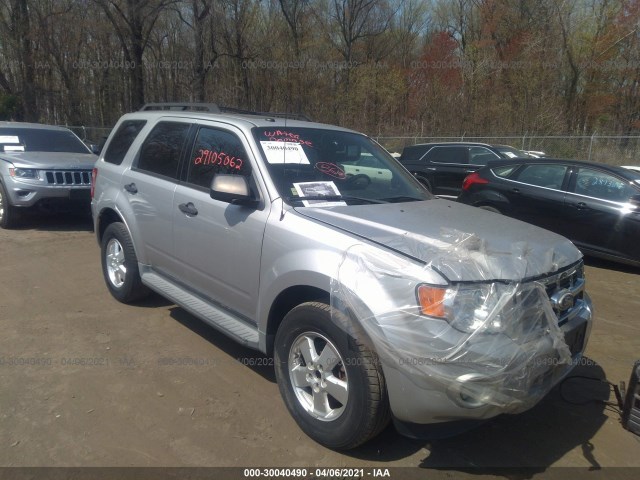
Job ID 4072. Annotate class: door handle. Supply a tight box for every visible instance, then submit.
[575,202,589,210]
[178,202,198,216]
[124,183,137,194]
[511,188,520,194]
[465,169,476,173]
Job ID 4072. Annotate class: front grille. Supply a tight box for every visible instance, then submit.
[539,262,585,324]
[45,170,92,186]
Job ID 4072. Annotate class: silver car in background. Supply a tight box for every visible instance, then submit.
[91,106,593,449]
[0,122,97,228]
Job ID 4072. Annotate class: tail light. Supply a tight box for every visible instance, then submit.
[91,168,97,199]
[462,172,489,191]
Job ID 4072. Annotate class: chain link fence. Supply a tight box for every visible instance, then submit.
[375,135,640,166]
[60,124,640,167]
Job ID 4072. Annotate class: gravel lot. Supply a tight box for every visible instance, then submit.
[1,212,639,474]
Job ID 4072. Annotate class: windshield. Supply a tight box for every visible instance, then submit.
[253,127,431,205]
[495,146,531,158]
[0,127,91,154]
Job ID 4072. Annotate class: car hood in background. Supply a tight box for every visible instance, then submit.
[295,199,582,282]
[1,152,97,170]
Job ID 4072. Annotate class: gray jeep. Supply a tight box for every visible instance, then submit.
[0,122,97,228]
[91,105,593,449]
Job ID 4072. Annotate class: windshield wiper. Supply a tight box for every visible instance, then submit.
[381,196,426,203]
[285,195,388,204]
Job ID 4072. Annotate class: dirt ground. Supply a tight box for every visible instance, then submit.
[1,212,639,475]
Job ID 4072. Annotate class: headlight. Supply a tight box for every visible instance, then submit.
[9,167,39,179]
[417,283,515,333]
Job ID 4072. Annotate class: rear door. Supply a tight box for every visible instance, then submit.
[172,123,270,320]
[423,146,470,196]
[121,120,191,278]
[563,166,640,261]
[502,163,570,233]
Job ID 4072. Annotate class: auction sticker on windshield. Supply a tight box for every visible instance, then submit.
[293,181,345,207]
[261,141,310,165]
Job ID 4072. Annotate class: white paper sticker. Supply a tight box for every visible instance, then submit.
[261,141,310,164]
[3,145,25,152]
[293,181,346,207]
[0,136,20,144]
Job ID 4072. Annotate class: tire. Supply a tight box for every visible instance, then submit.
[478,205,501,214]
[274,302,390,450]
[415,174,432,193]
[0,182,19,229]
[100,222,149,303]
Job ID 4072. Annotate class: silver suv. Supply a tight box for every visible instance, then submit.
[91,106,593,449]
[0,122,97,228]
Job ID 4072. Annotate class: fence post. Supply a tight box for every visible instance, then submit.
[588,131,596,161]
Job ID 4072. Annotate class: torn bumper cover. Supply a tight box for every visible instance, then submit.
[330,229,592,427]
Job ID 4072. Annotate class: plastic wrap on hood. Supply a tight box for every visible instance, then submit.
[330,232,574,413]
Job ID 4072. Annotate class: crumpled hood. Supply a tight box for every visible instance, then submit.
[295,199,582,282]
[1,151,97,170]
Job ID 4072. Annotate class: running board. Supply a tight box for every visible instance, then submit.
[140,269,260,350]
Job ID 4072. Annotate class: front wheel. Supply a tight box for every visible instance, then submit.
[274,302,390,449]
[0,182,19,229]
[101,222,149,303]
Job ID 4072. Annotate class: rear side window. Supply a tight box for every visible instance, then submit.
[492,165,518,178]
[186,127,251,189]
[136,122,190,179]
[424,146,468,164]
[469,146,500,166]
[400,145,429,162]
[514,164,568,189]
[104,120,146,165]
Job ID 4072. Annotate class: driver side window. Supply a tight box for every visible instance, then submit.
[186,127,251,189]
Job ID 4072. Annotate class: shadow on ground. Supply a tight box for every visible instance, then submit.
[13,208,94,232]
[164,301,617,469]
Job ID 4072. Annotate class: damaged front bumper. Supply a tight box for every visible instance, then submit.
[330,233,593,436]
[383,291,592,431]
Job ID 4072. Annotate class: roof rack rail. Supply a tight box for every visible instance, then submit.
[139,103,311,121]
[139,103,221,112]
[218,106,311,122]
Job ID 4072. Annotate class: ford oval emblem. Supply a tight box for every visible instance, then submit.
[551,289,575,311]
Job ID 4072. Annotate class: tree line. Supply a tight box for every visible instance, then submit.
[0,0,638,138]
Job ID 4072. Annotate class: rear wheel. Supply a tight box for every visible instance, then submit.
[274,302,390,450]
[0,182,19,229]
[101,222,149,303]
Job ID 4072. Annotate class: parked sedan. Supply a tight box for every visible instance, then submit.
[458,159,640,267]
[399,142,532,197]
[0,122,97,228]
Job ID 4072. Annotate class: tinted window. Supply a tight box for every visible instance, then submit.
[104,120,146,165]
[514,164,567,189]
[0,127,90,153]
[574,168,636,202]
[400,145,429,162]
[136,122,190,179]
[187,127,251,189]
[425,146,468,164]
[470,146,500,165]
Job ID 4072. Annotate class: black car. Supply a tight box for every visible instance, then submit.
[398,142,532,197]
[458,158,640,267]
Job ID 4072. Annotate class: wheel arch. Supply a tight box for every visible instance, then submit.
[265,285,330,356]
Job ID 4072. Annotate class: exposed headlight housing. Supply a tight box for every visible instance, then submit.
[9,167,39,179]
[417,283,515,333]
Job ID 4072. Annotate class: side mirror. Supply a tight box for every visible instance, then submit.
[210,174,259,207]
[90,144,102,155]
